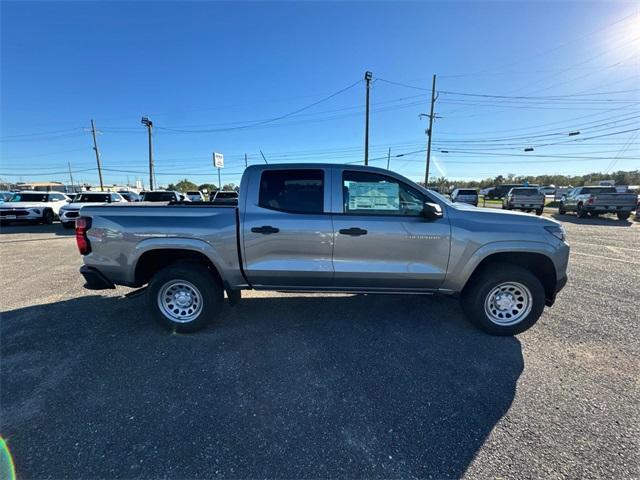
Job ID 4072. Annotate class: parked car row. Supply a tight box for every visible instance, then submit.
[0,189,241,227]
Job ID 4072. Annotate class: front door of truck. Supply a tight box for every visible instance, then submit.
[331,170,451,291]
[241,168,334,288]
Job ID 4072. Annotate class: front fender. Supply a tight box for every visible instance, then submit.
[442,240,559,293]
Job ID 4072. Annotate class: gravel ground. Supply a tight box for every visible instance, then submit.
[1,215,639,479]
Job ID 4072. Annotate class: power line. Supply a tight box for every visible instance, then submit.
[157,79,363,133]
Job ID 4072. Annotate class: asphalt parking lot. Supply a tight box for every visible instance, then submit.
[1,214,639,479]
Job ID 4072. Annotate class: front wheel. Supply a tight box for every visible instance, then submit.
[461,264,546,336]
[42,209,54,224]
[147,263,223,332]
[535,208,543,216]
[558,203,566,215]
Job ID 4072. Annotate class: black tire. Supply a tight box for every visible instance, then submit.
[589,212,600,218]
[461,263,546,336]
[147,263,223,333]
[558,203,566,215]
[576,203,587,218]
[535,208,543,216]
[0,220,9,227]
[42,209,54,224]
[62,221,74,229]
[617,211,630,221]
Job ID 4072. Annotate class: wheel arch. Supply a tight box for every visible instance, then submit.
[132,240,225,289]
[462,250,557,304]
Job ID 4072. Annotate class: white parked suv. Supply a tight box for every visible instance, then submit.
[185,191,205,202]
[0,191,70,225]
[59,191,125,228]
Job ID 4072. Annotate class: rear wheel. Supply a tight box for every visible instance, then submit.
[461,263,546,336]
[535,208,543,216]
[617,212,630,221]
[576,203,587,218]
[148,263,223,332]
[62,221,74,229]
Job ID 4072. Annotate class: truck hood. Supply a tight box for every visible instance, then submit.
[449,203,560,227]
[0,202,50,209]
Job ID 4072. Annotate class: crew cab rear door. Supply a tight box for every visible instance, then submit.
[330,168,451,291]
[240,167,334,288]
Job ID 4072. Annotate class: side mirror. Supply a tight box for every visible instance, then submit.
[422,202,443,220]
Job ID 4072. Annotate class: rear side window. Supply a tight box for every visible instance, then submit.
[259,169,324,214]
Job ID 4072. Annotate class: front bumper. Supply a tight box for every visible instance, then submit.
[80,265,116,290]
[59,210,80,223]
[0,209,43,221]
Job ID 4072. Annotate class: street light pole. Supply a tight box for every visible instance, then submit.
[364,71,372,165]
[141,117,154,191]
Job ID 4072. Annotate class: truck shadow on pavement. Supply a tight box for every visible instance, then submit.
[1,292,523,479]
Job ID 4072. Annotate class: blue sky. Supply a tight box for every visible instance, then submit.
[1,1,638,188]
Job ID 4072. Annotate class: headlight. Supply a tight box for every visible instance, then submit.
[545,225,566,242]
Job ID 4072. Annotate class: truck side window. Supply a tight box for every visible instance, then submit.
[343,171,423,216]
[259,169,324,214]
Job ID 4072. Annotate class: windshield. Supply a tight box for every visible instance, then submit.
[425,189,453,206]
[186,191,201,196]
[142,191,176,201]
[8,193,49,202]
[216,191,237,198]
[75,193,111,203]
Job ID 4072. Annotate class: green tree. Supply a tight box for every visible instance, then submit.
[197,183,218,193]
[168,179,198,192]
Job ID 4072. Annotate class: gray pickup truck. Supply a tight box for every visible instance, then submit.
[76,164,569,336]
[558,186,637,220]
[502,187,546,215]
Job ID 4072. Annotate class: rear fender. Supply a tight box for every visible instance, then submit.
[129,237,230,285]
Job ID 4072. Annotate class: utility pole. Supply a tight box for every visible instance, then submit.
[424,74,437,186]
[244,153,248,168]
[386,148,391,170]
[364,71,373,165]
[90,119,104,191]
[260,150,268,164]
[141,116,154,190]
[67,161,75,192]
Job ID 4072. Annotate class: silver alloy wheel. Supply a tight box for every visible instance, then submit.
[157,280,203,323]
[483,281,533,326]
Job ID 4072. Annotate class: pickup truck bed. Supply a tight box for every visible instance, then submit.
[77,163,569,336]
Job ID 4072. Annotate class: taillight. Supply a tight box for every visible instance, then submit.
[587,197,594,204]
[75,217,92,255]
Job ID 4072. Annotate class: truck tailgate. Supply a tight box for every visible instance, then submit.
[591,193,637,207]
